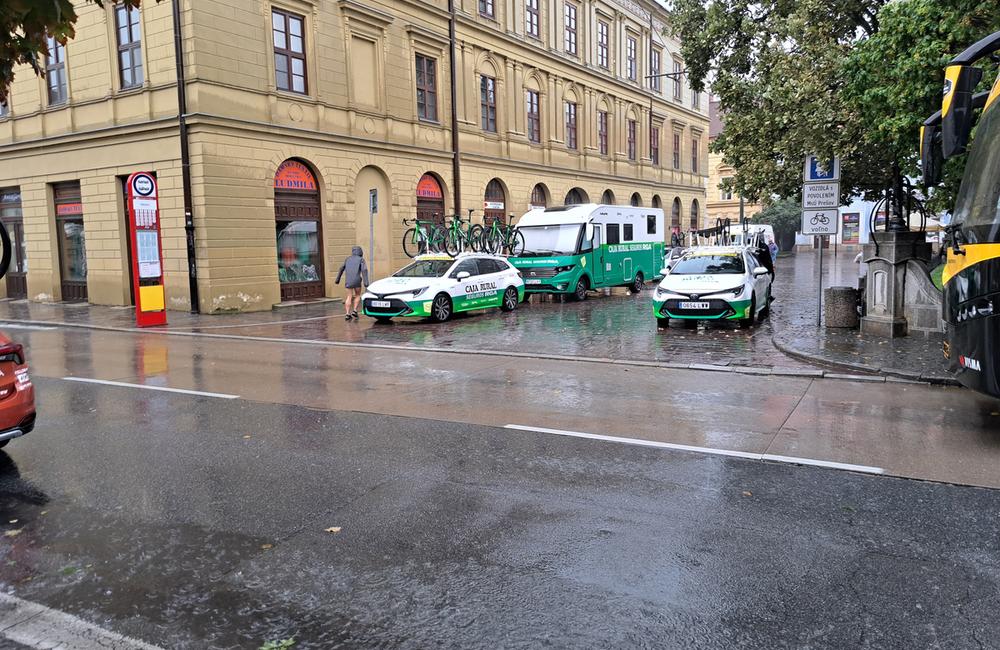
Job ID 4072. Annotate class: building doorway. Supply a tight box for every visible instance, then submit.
[416,174,445,226]
[274,160,324,301]
[54,181,87,302]
[484,179,506,226]
[0,188,26,299]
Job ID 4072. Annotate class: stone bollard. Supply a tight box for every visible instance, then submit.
[825,286,859,328]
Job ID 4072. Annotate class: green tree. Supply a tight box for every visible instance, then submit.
[0,0,150,104]
[751,198,801,249]
[670,0,1000,213]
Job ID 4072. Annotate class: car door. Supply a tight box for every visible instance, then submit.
[479,258,506,306]
[448,258,480,311]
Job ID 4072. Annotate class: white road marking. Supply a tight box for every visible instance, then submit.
[0,322,57,331]
[504,424,885,475]
[62,377,239,400]
[0,592,163,649]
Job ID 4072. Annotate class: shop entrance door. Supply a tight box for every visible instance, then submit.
[275,160,324,302]
[54,182,88,302]
[0,188,26,299]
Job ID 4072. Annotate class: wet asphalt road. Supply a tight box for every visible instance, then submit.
[2,377,1000,648]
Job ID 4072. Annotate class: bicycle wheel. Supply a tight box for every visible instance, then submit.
[469,225,485,252]
[444,230,463,256]
[402,228,423,258]
[483,229,502,255]
[505,230,526,257]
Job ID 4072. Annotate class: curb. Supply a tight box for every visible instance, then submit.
[0,316,957,387]
[770,332,960,387]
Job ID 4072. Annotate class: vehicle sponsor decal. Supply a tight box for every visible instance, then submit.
[464,281,498,300]
[960,355,981,371]
[606,243,653,253]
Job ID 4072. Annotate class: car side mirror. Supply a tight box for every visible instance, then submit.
[456,271,471,280]
[660,267,670,276]
[752,267,769,277]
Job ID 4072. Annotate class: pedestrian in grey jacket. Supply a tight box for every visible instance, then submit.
[336,246,369,320]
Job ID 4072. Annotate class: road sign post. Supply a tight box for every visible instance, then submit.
[127,172,167,328]
[802,155,841,327]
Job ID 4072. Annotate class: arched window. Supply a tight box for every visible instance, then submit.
[652,195,662,209]
[671,197,681,228]
[601,189,615,205]
[630,193,642,207]
[690,199,700,230]
[530,184,548,209]
[485,178,507,225]
[416,173,445,225]
[565,188,587,205]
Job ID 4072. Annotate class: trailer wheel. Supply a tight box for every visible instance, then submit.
[572,278,589,301]
[630,272,644,294]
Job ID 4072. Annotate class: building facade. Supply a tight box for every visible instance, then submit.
[705,98,761,228]
[0,0,709,313]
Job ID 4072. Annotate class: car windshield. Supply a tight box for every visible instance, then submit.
[671,254,745,275]
[517,224,582,256]
[952,99,1000,244]
[394,260,454,278]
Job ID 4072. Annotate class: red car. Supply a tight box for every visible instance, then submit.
[0,333,34,448]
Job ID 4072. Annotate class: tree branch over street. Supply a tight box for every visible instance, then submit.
[669,0,1000,212]
[0,0,151,104]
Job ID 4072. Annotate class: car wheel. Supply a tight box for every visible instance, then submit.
[572,278,589,301]
[759,287,771,318]
[630,272,644,294]
[0,441,7,449]
[740,296,757,328]
[500,286,519,312]
[431,293,453,322]
[657,317,670,329]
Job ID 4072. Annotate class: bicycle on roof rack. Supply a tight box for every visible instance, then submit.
[402,216,446,258]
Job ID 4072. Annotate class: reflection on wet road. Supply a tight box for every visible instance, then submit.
[1,378,999,648]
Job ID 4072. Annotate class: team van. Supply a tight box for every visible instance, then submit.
[509,204,665,300]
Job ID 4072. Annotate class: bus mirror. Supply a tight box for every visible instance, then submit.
[585,223,594,241]
[941,64,983,158]
[920,122,943,186]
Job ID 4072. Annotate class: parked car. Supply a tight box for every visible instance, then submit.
[0,333,35,448]
[653,246,773,328]
[362,253,525,323]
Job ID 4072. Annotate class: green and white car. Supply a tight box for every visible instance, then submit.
[652,246,773,328]
[362,254,525,323]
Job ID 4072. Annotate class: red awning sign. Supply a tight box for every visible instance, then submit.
[275,161,318,191]
[417,175,443,199]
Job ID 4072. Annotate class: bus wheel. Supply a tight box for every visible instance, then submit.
[630,272,644,294]
[572,278,589,301]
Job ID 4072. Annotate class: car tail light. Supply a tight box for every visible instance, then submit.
[0,343,24,365]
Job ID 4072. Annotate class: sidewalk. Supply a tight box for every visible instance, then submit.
[768,251,954,385]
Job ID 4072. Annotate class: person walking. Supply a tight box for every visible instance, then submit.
[336,246,369,321]
[767,237,779,263]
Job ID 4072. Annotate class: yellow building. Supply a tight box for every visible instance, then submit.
[706,98,761,226]
[0,0,708,313]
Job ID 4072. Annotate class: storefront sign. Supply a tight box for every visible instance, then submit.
[484,201,505,210]
[56,202,83,216]
[275,160,318,191]
[416,175,443,199]
[842,212,860,244]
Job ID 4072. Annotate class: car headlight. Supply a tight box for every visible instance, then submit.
[554,265,576,273]
[707,285,745,298]
[655,287,677,300]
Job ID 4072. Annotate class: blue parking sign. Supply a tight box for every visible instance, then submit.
[804,155,840,182]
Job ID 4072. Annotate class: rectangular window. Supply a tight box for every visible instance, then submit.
[479,0,494,18]
[565,102,578,150]
[0,101,7,118]
[115,4,143,89]
[46,37,67,105]
[693,90,701,110]
[526,0,540,38]
[626,37,637,81]
[564,3,577,55]
[673,60,683,99]
[272,9,307,94]
[606,223,621,245]
[646,214,657,235]
[627,119,637,161]
[692,137,700,172]
[673,132,681,169]
[650,127,660,166]
[624,224,634,241]
[720,177,733,201]
[650,48,661,92]
[481,76,497,133]
[598,111,609,155]
[526,90,541,143]
[597,21,609,69]
[415,55,438,122]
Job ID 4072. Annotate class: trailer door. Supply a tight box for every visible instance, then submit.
[589,224,605,286]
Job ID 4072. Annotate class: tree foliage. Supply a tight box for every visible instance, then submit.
[670,0,1000,213]
[751,197,801,244]
[0,0,149,104]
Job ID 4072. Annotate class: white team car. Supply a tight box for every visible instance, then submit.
[652,245,773,328]
[362,253,526,323]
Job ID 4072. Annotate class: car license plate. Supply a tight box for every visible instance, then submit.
[525,279,542,285]
[680,301,711,310]
[371,300,391,308]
